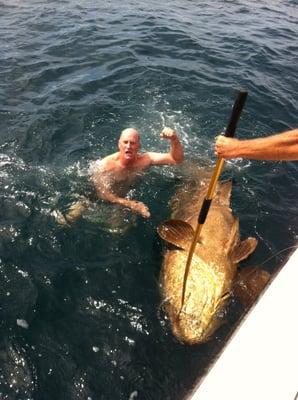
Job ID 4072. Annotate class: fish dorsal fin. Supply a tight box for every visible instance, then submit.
[157,219,194,250]
[230,237,258,263]
[216,180,232,206]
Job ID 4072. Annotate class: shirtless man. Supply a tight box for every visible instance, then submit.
[60,127,184,223]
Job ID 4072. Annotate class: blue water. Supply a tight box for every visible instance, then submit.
[0,1,297,399]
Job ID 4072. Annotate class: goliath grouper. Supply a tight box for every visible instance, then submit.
[158,175,269,345]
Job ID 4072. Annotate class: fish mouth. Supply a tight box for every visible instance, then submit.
[174,309,218,344]
[174,289,231,344]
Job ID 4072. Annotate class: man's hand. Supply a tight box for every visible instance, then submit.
[160,127,177,141]
[129,200,150,218]
[214,135,240,159]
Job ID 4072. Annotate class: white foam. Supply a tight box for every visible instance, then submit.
[129,391,138,400]
[16,319,29,329]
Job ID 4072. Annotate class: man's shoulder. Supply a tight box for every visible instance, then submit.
[99,153,119,167]
[90,153,119,173]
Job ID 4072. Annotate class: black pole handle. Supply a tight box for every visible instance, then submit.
[198,198,212,224]
[224,90,248,138]
[197,90,248,226]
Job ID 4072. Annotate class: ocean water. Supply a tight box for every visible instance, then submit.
[0,0,297,399]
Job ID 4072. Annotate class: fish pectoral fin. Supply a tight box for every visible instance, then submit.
[233,266,271,307]
[230,237,258,263]
[157,219,194,250]
[225,218,240,255]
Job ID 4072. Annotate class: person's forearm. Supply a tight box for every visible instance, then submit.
[170,136,184,163]
[236,129,298,160]
[215,129,298,161]
[99,190,131,208]
[98,190,150,218]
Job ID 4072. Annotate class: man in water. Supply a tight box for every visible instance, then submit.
[59,127,184,223]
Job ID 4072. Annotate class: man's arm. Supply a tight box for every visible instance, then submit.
[148,127,184,165]
[91,169,150,218]
[214,129,298,161]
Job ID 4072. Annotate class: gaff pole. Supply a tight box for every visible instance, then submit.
[179,90,248,312]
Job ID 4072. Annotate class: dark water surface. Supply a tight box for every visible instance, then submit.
[0,1,297,399]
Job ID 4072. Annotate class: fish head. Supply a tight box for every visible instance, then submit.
[161,250,232,344]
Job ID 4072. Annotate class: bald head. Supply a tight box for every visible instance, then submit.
[120,128,140,142]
